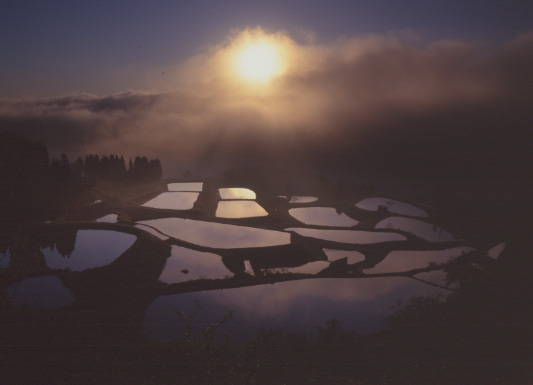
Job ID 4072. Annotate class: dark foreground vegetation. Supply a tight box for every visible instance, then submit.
[1,231,531,384]
[1,132,532,384]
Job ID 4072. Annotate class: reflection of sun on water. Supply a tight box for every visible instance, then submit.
[234,39,284,83]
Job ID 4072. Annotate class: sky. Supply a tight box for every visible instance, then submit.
[1,0,532,178]
[2,0,531,97]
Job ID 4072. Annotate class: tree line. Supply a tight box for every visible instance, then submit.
[71,154,162,182]
[0,131,163,218]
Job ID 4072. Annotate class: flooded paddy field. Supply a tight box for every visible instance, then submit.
[1,178,494,337]
[0,176,528,384]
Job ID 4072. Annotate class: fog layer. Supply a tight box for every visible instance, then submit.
[1,29,531,179]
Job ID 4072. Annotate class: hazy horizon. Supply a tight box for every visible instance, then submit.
[1,2,531,180]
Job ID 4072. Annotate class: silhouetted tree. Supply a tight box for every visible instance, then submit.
[125,155,162,181]
[50,153,73,186]
[0,131,50,216]
[133,156,148,180]
[149,159,163,180]
[0,132,163,219]
[71,156,85,177]
[100,155,111,179]
[118,156,127,179]
[54,229,77,257]
[84,154,100,178]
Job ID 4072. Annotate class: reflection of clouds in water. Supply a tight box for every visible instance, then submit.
[96,214,117,223]
[219,188,256,200]
[356,197,428,217]
[324,249,365,264]
[366,246,475,274]
[216,201,268,218]
[207,277,436,320]
[375,217,455,242]
[135,224,169,240]
[159,246,230,283]
[142,192,199,210]
[244,260,254,276]
[138,218,290,248]
[145,277,449,342]
[167,182,203,192]
[415,269,457,288]
[289,207,358,227]
[288,196,318,203]
[265,261,330,275]
[487,242,505,259]
[286,228,406,244]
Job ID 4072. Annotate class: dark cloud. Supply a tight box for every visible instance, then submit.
[85,93,161,113]
[0,31,531,181]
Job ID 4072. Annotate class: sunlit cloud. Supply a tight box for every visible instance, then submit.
[0,28,531,176]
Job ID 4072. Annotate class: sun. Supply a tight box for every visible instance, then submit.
[235,40,283,82]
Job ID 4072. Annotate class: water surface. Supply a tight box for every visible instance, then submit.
[375,217,455,242]
[42,230,137,271]
[159,246,231,283]
[487,243,505,259]
[324,249,366,264]
[216,201,268,218]
[142,192,199,210]
[167,182,203,192]
[219,188,256,200]
[356,197,428,217]
[365,246,475,274]
[289,207,358,227]
[414,269,456,288]
[96,214,118,223]
[138,218,291,248]
[264,261,330,275]
[6,276,75,309]
[286,228,406,244]
[144,276,448,343]
[134,224,170,240]
[244,260,254,276]
[284,196,318,203]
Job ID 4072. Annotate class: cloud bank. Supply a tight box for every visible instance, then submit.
[1,28,532,180]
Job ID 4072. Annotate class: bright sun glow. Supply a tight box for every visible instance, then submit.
[235,40,283,82]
